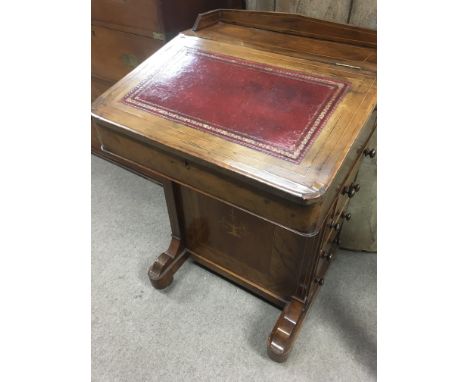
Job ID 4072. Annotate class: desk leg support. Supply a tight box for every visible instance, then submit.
[148,238,188,289]
[148,180,188,289]
[267,299,309,362]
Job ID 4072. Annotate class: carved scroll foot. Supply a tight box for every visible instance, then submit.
[148,238,188,289]
[267,300,308,362]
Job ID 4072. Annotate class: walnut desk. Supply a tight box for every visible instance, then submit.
[92,10,377,362]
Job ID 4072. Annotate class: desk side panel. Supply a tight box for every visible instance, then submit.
[180,186,311,305]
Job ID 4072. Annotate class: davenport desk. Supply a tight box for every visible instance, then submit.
[91,10,377,362]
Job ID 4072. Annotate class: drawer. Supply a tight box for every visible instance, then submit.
[340,128,377,251]
[316,242,338,280]
[320,199,340,246]
[319,160,361,246]
[92,0,162,35]
[92,24,163,82]
[313,208,340,287]
[333,152,365,223]
[332,122,377,231]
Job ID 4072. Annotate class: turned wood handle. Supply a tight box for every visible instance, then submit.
[321,251,334,262]
[342,182,360,198]
[342,212,352,221]
[330,222,341,231]
[342,186,356,198]
[364,148,377,158]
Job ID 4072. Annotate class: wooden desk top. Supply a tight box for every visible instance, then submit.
[92,10,376,204]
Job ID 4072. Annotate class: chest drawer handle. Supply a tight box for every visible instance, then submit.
[321,251,334,262]
[364,148,377,158]
[342,212,352,221]
[330,222,341,231]
[342,186,355,198]
[342,183,360,198]
[315,278,325,286]
[342,186,354,197]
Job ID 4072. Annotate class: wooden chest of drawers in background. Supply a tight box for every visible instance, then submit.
[91,0,244,154]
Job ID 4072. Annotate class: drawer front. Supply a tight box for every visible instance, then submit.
[92,0,162,34]
[312,122,377,283]
[333,156,363,225]
[332,120,377,235]
[321,199,340,246]
[310,206,339,290]
[92,25,163,82]
[312,152,368,285]
[319,157,362,250]
[340,128,377,251]
[315,110,377,233]
[316,242,338,280]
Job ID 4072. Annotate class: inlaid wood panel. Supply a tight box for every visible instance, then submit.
[180,185,307,305]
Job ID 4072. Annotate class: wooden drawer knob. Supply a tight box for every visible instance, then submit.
[364,148,377,158]
[342,186,356,198]
[332,222,341,231]
[321,251,334,262]
[342,212,352,221]
[343,183,360,198]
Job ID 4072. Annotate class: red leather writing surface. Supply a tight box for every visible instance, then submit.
[122,48,350,163]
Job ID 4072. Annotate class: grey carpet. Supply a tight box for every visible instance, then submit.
[92,155,377,382]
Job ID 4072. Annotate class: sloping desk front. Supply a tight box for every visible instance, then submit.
[91,10,377,362]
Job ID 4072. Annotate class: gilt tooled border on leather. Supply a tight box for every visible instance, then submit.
[121,47,350,164]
